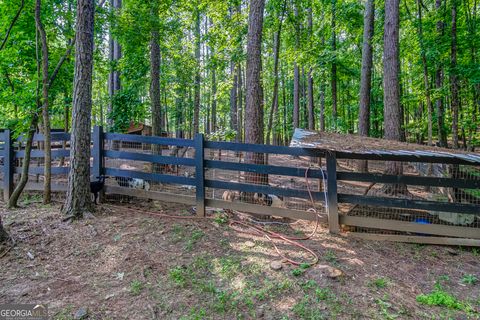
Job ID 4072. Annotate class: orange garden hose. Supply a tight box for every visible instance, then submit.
[103,166,325,266]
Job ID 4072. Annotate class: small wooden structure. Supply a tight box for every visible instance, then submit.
[290,129,480,246]
[127,122,152,136]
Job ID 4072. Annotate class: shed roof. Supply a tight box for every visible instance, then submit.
[289,129,480,164]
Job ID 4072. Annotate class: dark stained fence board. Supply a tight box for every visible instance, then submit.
[205,141,323,157]
[337,171,480,189]
[104,132,194,147]
[15,149,70,158]
[105,185,196,205]
[205,179,326,201]
[92,126,104,178]
[205,160,327,179]
[340,216,480,239]
[16,132,71,142]
[3,130,13,201]
[326,152,340,233]
[14,166,70,175]
[195,134,206,217]
[206,199,325,222]
[104,150,195,166]
[338,194,480,215]
[335,151,480,166]
[346,232,480,247]
[25,182,68,192]
[105,168,195,186]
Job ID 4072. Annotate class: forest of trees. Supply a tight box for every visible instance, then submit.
[0,0,479,218]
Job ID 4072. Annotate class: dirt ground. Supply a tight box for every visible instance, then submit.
[0,196,479,320]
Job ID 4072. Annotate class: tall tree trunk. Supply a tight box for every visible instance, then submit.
[358,0,374,138]
[293,4,300,129]
[331,0,338,126]
[35,0,51,204]
[193,9,201,134]
[150,7,162,172]
[383,0,406,194]
[266,1,286,144]
[245,0,266,184]
[211,63,217,133]
[237,64,243,142]
[108,0,121,130]
[230,61,238,139]
[450,0,460,148]
[435,0,447,147]
[307,5,314,130]
[416,0,433,146]
[64,0,95,218]
[357,0,374,172]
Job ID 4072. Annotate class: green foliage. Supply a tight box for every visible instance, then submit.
[461,274,478,285]
[129,280,144,295]
[416,283,473,312]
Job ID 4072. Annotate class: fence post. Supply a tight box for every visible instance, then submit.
[92,125,104,178]
[326,151,340,233]
[195,133,205,217]
[3,130,14,202]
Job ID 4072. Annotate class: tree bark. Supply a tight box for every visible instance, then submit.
[237,64,243,142]
[150,14,162,172]
[108,0,121,130]
[293,4,300,129]
[357,0,374,172]
[64,0,95,218]
[266,1,286,144]
[435,0,447,147]
[245,0,266,184]
[230,61,238,139]
[331,0,338,126]
[35,0,51,204]
[450,0,460,148]
[383,0,406,194]
[193,9,201,134]
[307,5,314,130]
[416,0,433,146]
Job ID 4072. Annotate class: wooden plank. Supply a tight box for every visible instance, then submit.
[335,151,479,166]
[104,185,196,205]
[346,232,480,247]
[337,171,480,189]
[17,132,71,142]
[15,149,70,158]
[105,168,195,186]
[3,130,13,201]
[205,160,327,179]
[204,141,323,157]
[326,152,340,233]
[205,199,325,222]
[92,126,104,178]
[104,132,194,147]
[338,193,480,215]
[340,216,480,239]
[14,166,70,175]
[104,150,195,166]
[195,134,205,217]
[205,179,326,200]
[25,182,68,192]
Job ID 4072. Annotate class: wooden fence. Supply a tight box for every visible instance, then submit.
[1,126,479,246]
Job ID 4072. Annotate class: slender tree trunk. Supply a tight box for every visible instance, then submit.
[35,0,51,204]
[383,0,406,194]
[331,0,338,126]
[230,61,238,139]
[108,0,121,130]
[211,64,217,133]
[357,0,374,172]
[64,0,95,218]
[245,0,266,185]
[435,0,447,147]
[193,9,201,134]
[266,2,286,143]
[293,4,300,129]
[237,64,243,142]
[150,9,162,172]
[450,0,460,148]
[416,0,433,145]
